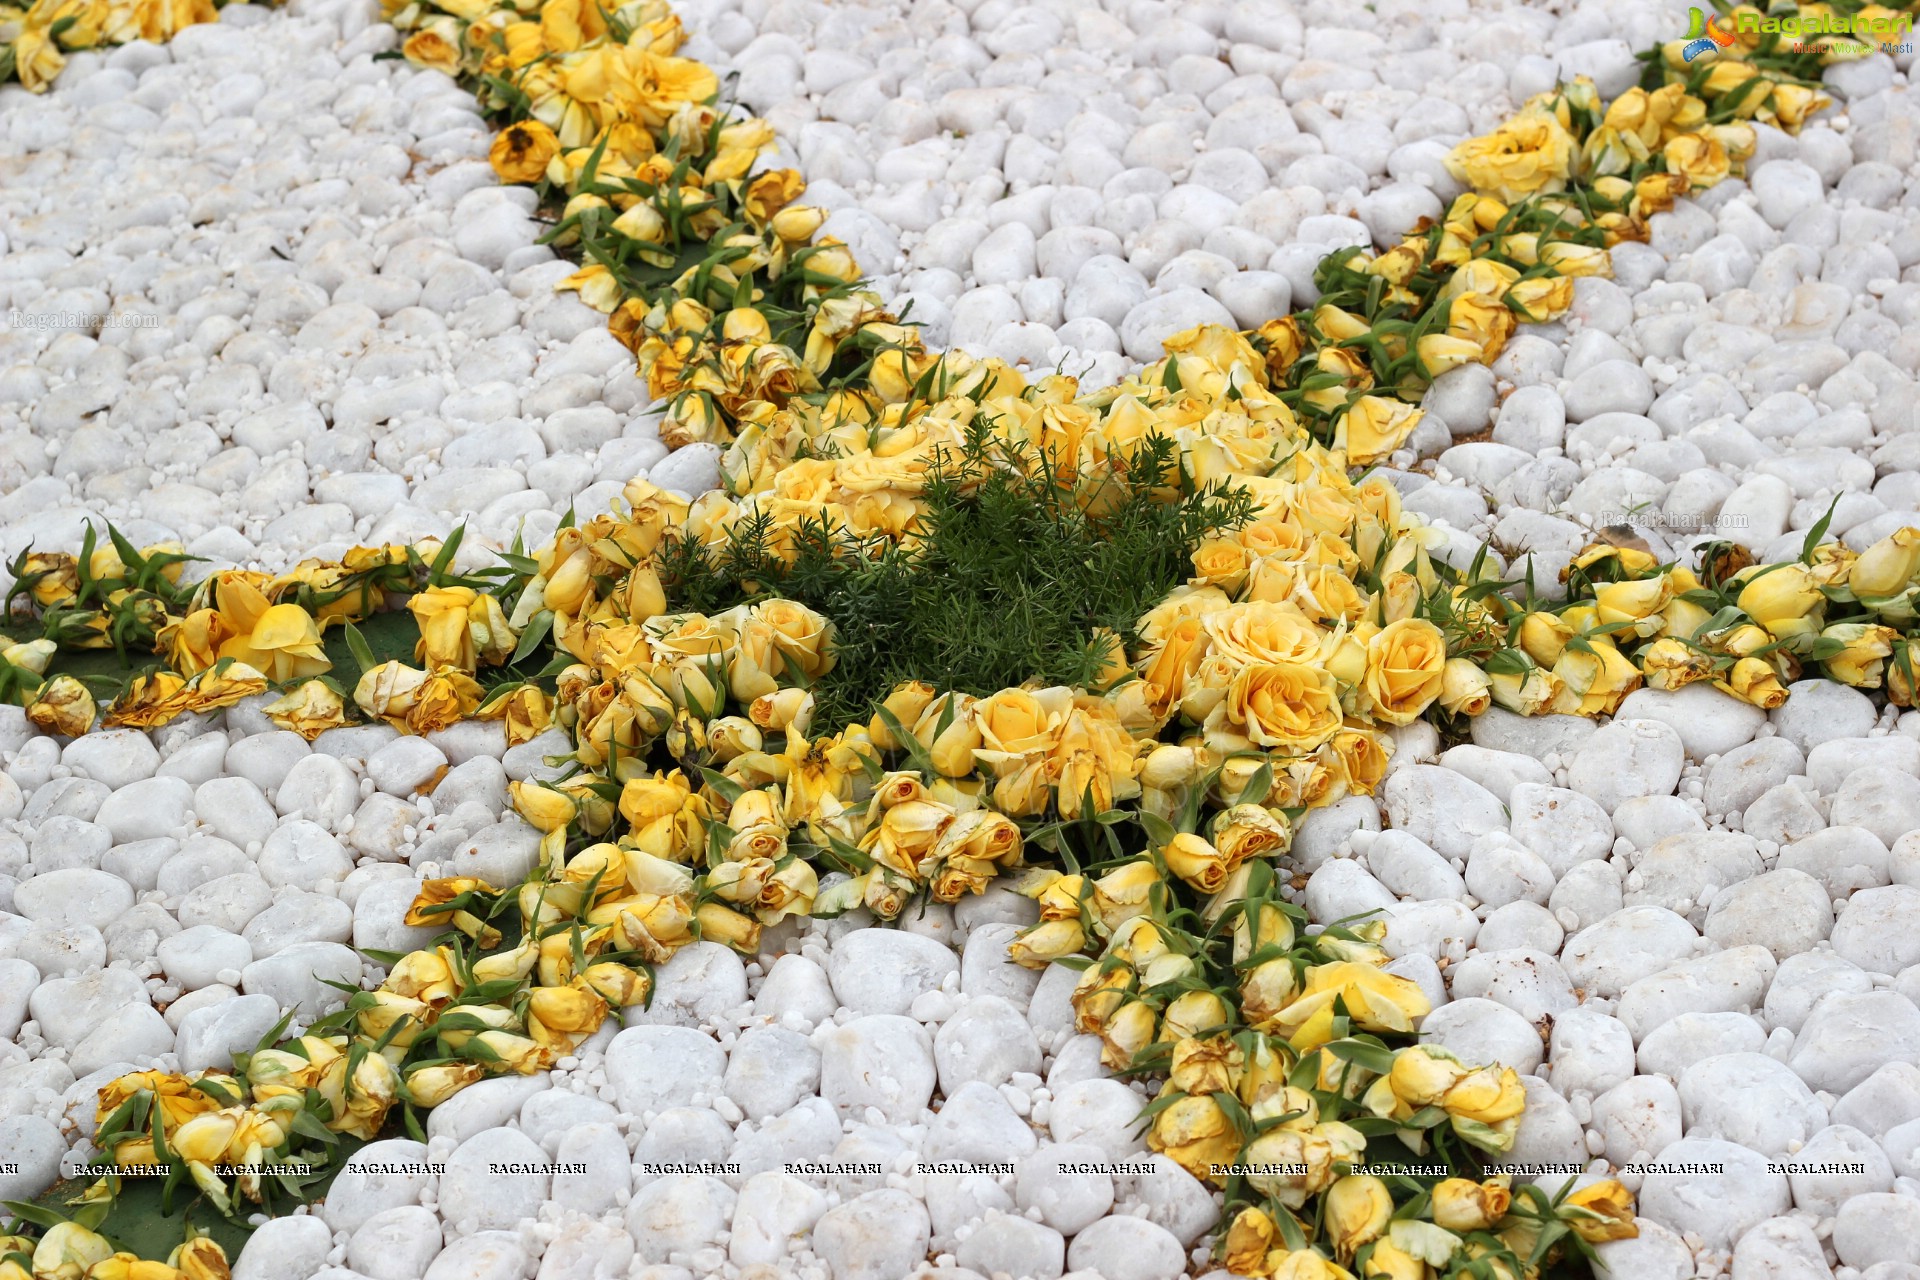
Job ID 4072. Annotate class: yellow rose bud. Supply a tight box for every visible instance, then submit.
[1444,1065,1526,1125]
[1326,1174,1395,1259]
[1161,989,1230,1042]
[1821,623,1898,687]
[1737,563,1826,647]
[1415,333,1487,380]
[1721,655,1790,708]
[1592,575,1674,637]
[167,1237,230,1280]
[1362,1239,1429,1280]
[1161,832,1230,893]
[1169,1034,1244,1097]
[1564,1179,1638,1242]
[1850,527,1920,598]
[32,1223,115,1280]
[1239,957,1302,1030]
[1098,999,1160,1069]
[509,780,578,834]
[26,674,96,737]
[1007,919,1086,968]
[1431,1177,1514,1232]
[1221,1207,1279,1278]
[1664,132,1730,188]
[1147,1093,1241,1183]
[1438,658,1492,716]
[1139,744,1200,792]
[1538,241,1611,277]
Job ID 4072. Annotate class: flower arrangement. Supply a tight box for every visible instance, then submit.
[1,0,1908,1272]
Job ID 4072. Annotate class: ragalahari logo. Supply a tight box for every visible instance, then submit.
[1681,7,1738,60]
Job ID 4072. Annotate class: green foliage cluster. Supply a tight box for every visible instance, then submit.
[660,429,1254,728]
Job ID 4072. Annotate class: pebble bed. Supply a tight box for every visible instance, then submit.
[4,0,1920,1279]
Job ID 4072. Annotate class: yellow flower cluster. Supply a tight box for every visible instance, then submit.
[1507,530,1920,712]
[355,891,651,1084]
[0,0,219,92]
[0,1227,227,1280]
[90,1052,388,1218]
[1445,78,1770,238]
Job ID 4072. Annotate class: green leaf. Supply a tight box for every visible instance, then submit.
[343,622,378,680]
[510,610,554,665]
[1323,1036,1399,1075]
[1802,494,1842,564]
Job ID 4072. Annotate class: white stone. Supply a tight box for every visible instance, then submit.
[439,1127,548,1231]
[825,929,958,1016]
[817,1014,935,1123]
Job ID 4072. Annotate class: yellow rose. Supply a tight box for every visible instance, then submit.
[12,24,67,92]
[1190,537,1251,593]
[1564,1180,1638,1243]
[1240,1124,1340,1208]
[1438,658,1492,717]
[1161,832,1230,893]
[1720,655,1790,709]
[730,599,835,702]
[491,118,560,182]
[404,1062,486,1107]
[1432,1177,1514,1233]
[1664,133,1730,188]
[1416,333,1487,380]
[1538,242,1611,277]
[1736,563,1826,647]
[1387,1044,1470,1108]
[219,602,330,683]
[1363,619,1446,725]
[1271,962,1430,1049]
[1006,919,1086,968]
[1210,803,1290,866]
[1165,1034,1241,1099]
[26,674,95,737]
[30,1223,113,1279]
[1147,1094,1241,1183]
[1640,637,1715,690]
[1334,396,1424,466]
[1821,623,1897,687]
[1763,83,1830,132]
[861,798,956,881]
[1444,1064,1526,1128]
[1326,1174,1394,1259]
[167,1237,230,1280]
[401,21,463,74]
[1445,109,1577,201]
[1850,527,1920,598]
[1505,274,1574,320]
[974,686,1071,762]
[1446,291,1517,362]
[1224,661,1343,752]
[262,680,348,740]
